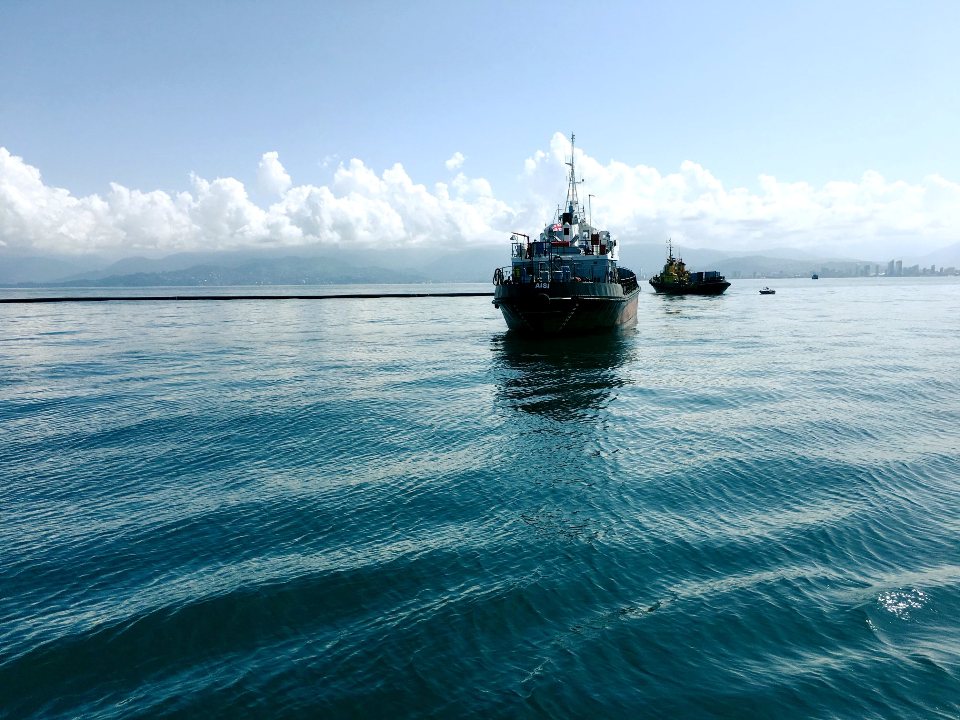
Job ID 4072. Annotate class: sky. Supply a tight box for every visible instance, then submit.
[2,0,959,261]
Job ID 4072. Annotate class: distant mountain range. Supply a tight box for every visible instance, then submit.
[2,241,959,287]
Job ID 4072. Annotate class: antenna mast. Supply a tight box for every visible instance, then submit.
[565,132,579,213]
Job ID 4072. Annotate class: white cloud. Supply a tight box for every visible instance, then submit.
[2,137,959,259]
[521,132,960,256]
[319,153,340,170]
[257,151,292,196]
[0,148,520,254]
[445,152,465,170]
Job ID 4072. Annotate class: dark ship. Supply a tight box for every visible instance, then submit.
[648,240,730,295]
[492,134,640,334]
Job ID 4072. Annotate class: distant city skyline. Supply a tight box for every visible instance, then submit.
[2,0,959,261]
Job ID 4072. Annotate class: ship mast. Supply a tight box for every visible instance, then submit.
[564,133,580,218]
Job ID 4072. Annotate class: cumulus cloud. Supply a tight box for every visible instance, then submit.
[445,152,465,170]
[257,151,292,195]
[0,147,516,255]
[2,137,959,259]
[521,132,960,256]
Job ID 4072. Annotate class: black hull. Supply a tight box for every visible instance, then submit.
[648,279,730,296]
[494,281,639,335]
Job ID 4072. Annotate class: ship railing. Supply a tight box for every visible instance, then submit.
[495,263,602,286]
[509,232,531,261]
[619,273,639,294]
[494,265,543,285]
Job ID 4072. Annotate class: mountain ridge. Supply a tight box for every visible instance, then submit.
[3,241,958,287]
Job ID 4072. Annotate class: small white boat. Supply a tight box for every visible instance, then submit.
[759,287,776,295]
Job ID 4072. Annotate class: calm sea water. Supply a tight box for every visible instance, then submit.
[2,278,959,719]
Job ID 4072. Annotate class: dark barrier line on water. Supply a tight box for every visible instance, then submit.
[0,292,494,304]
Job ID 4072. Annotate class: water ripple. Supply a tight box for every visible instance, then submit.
[2,281,960,718]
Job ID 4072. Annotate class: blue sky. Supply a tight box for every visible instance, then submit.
[2,0,959,259]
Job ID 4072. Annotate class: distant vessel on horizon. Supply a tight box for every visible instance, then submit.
[648,240,731,295]
[492,134,640,334]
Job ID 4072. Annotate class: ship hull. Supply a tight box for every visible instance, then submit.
[648,279,730,295]
[494,281,639,334]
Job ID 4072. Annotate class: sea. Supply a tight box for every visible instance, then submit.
[1,277,959,719]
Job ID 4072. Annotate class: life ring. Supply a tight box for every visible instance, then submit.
[493,267,504,285]
[552,256,563,270]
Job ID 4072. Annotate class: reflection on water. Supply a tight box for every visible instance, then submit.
[488,331,636,544]
[489,331,633,421]
[652,292,730,317]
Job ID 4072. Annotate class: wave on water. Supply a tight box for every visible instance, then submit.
[1,280,959,718]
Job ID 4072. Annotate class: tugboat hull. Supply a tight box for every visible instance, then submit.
[648,241,731,296]
[648,279,730,295]
[494,282,638,334]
